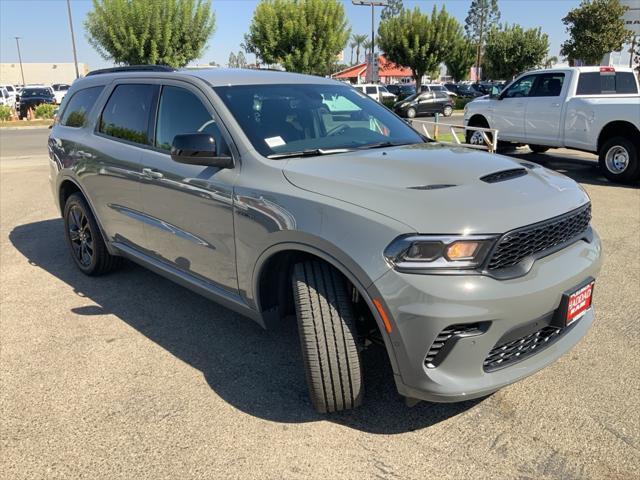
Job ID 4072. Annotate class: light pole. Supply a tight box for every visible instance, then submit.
[66,0,80,78]
[14,37,25,86]
[352,0,388,83]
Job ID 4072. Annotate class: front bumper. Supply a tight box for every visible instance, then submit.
[370,231,603,402]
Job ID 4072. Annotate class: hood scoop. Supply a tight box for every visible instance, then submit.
[407,184,457,191]
[480,168,528,183]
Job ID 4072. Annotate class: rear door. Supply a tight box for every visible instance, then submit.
[525,72,567,146]
[491,74,537,141]
[416,92,436,114]
[138,82,239,292]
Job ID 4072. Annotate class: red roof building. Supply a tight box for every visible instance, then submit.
[332,55,413,83]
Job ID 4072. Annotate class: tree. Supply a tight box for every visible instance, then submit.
[363,39,372,58]
[544,56,558,69]
[228,52,237,68]
[378,6,461,89]
[352,34,368,64]
[85,0,216,67]
[464,0,500,80]
[446,37,475,82]
[483,24,549,79]
[349,40,357,64]
[236,51,247,68]
[560,0,631,65]
[380,0,403,20]
[244,0,350,76]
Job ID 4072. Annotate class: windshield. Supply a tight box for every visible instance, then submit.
[214,83,423,157]
[21,88,52,97]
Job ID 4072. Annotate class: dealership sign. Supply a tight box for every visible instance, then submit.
[620,0,640,35]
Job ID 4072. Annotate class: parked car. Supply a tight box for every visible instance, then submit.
[456,83,484,98]
[49,66,602,413]
[394,91,454,118]
[16,86,56,118]
[385,84,416,101]
[0,84,18,102]
[353,83,396,103]
[0,87,16,108]
[52,83,71,104]
[464,66,640,183]
[421,84,457,97]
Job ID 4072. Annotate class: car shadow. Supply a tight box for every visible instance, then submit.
[504,150,639,189]
[9,218,481,434]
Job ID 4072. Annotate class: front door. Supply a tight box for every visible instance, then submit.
[525,72,566,146]
[416,92,436,115]
[139,83,239,293]
[491,74,537,141]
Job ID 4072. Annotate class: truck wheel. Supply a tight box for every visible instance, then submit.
[291,260,363,413]
[529,145,550,153]
[599,137,640,183]
[63,193,122,276]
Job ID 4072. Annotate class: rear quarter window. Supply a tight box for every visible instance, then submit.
[60,86,104,128]
[576,72,638,95]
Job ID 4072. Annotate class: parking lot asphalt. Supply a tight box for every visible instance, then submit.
[1,128,639,479]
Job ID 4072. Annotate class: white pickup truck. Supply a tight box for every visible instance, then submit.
[464,67,640,183]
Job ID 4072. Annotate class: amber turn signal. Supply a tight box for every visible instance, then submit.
[445,241,480,261]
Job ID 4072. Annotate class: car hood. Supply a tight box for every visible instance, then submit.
[282,143,590,234]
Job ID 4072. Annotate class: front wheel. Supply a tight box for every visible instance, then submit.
[443,105,453,117]
[406,107,416,119]
[292,260,363,413]
[599,136,640,183]
[529,145,550,153]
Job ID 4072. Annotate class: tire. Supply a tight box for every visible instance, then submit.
[529,145,550,153]
[443,105,453,117]
[406,107,416,119]
[63,193,122,276]
[599,136,640,184]
[291,260,363,413]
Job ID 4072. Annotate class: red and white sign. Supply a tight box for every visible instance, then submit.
[566,282,594,325]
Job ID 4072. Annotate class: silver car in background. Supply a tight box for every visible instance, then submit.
[48,67,602,413]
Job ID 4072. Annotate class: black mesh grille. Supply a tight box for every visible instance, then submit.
[484,325,566,371]
[480,168,528,183]
[425,323,482,368]
[487,204,591,270]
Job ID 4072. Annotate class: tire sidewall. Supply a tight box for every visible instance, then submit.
[63,195,100,274]
[599,137,639,183]
[406,107,416,118]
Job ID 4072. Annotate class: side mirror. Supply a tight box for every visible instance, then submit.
[170,133,233,169]
[490,86,501,99]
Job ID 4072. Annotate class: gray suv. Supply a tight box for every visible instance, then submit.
[49,66,602,413]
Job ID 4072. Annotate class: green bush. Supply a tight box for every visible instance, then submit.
[0,105,11,121]
[34,104,57,119]
[382,98,396,110]
[454,97,473,110]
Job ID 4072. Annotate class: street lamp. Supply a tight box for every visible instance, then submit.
[14,37,25,86]
[66,0,80,79]
[352,0,388,83]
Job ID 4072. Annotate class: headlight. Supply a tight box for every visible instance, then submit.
[384,235,497,272]
[400,102,409,108]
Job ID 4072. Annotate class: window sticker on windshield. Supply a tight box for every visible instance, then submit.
[265,136,286,148]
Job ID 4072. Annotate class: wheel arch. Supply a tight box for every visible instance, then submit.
[252,241,401,376]
[467,113,489,127]
[597,121,640,153]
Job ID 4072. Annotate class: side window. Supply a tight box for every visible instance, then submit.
[435,92,449,100]
[502,75,536,98]
[155,85,228,155]
[60,86,104,128]
[365,86,377,94]
[531,73,565,97]
[99,84,157,145]
[577,71,639,95]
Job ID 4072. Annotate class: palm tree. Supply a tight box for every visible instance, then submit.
[352,34,368,64]
[363,39,372,59]
[349,40,357,65]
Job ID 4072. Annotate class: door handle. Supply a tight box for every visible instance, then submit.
[551,102,561,107]
[142,168,164,179]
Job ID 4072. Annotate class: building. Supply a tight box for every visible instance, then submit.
[332,55,412,84]
[0,63,89,86]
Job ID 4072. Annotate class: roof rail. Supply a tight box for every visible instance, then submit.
[86,65,176,77]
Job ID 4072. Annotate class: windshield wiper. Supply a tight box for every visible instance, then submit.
[267,148,352,159]
[357,141,411,150]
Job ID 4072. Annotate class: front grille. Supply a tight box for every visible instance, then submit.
[487,204,591,270]
[484,325,566,371]
[425,323,483,368]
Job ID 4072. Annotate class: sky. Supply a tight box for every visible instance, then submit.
[0,0,586,70]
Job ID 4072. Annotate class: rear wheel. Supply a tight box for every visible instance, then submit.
[529,145,550,153]
[443,105,453,117]
[599,136,640,184]
[63,193,122,276]
[291,260,363,413]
